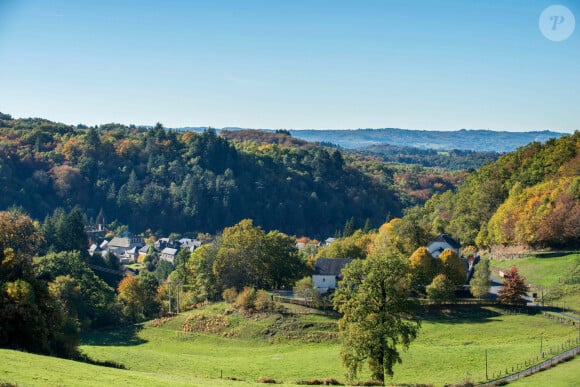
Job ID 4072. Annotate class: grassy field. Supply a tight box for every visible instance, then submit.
[490,253,580,308]
[2,303,577,386]
[77,304,577,386]
[509,356,580,386]
[490,253,579,289]
[0,348,263,387]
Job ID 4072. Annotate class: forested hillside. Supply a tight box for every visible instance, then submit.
[412,132,579,248]
[0,113,400,237]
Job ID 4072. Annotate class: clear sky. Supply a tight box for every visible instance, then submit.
[0,0,578,132]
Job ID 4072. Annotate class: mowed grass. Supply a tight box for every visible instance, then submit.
[491,253,579,289]
[509,356,580,387]
[491,253,580,309]
[76,304,578,386]
[0,348,252,387]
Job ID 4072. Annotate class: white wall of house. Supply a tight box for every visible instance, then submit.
[313,274,337,293]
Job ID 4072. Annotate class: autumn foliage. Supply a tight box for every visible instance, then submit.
[498,266,530,306]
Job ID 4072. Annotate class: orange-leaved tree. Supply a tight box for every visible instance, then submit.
[498,266,529,306]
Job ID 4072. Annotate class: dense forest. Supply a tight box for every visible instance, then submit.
[411,132,580,249]
[0,113,401,237]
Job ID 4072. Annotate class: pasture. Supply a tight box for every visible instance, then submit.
[490,253,580,308]
[2,303,577,386]
[78,304,577,386]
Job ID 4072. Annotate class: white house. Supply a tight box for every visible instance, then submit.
[426,234,461,258]
[312,258,353,294]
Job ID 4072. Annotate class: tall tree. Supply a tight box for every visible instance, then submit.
[0,211,78,357]
[333,251,421,383]
[498,266,529,305]
[213,219,265,290]
[408,247,435,293]
[186,243,219,302]
[438,249,466,286]
[469,259,491,299]
[117,276,146,322]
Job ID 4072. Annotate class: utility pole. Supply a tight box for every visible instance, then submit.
[168,281,172,314]
[176,283,180,314]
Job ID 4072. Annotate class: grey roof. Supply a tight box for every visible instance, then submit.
[108,237,131,248]
[427,234,461,249]
[314,258,353,276]
[139,245,151,254]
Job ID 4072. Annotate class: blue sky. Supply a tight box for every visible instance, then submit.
[0,0,578,132]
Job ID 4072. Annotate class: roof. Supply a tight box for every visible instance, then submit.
[161,247,178,255]
[139,245,151,253]
[314,258,353,276]
[108,237,131,248]
[427,234,460,249]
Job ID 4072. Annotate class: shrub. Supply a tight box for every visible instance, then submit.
[255,290,274,312]
[427,274,455,304]
[296,378,343,385]
[222,287,238,304]
[257,377,277,383]
[235,287,257,310]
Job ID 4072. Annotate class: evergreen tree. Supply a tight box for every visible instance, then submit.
[470,258,491,299]
[343,216,356,237]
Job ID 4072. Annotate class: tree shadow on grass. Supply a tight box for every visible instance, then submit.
[420,305,507,325]
[81,324,147,347]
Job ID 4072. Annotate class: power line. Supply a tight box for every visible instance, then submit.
[85,263,127,277]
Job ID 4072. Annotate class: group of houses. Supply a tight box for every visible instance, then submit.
[312,233,468,294]
[89,232,202,265]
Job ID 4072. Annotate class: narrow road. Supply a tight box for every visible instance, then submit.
[478,346,580,386]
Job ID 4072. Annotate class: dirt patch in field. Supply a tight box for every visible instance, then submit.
[181,312,233,335]
[262,315,338,343]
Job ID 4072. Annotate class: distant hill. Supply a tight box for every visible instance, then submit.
[287,128,566,152]
[175,127,567,152]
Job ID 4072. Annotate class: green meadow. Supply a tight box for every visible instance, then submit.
[491,253,580,308]
[509,356,580,387]
[78,304,577,386]
[2,303,577,386]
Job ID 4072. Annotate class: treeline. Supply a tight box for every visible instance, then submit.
[410,132,580,248]
[0,113,400,237]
